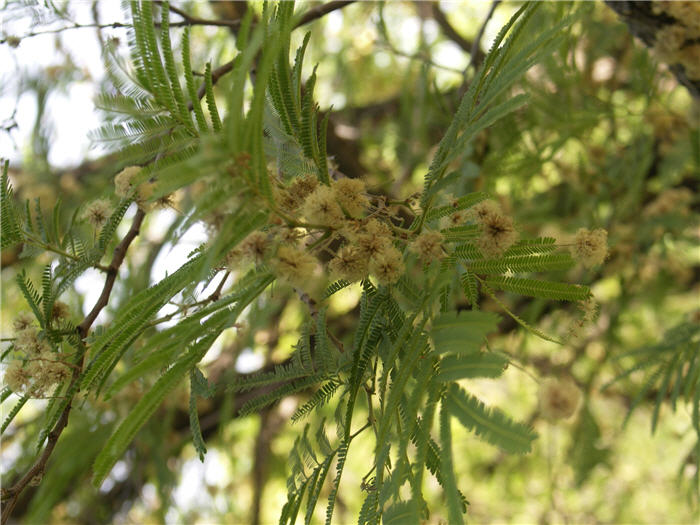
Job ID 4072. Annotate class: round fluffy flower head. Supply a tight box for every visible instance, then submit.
[36,354,71,388]
[82,198,112,228]
[274,246,317,288]
[410,231,444,262]
[225,246,244,270]
[51,301,71,321]
[240,231,271,263]
[578,296,599,324]
[332,178,368,218]
[476,212,518,258]
[539,377,581,420]
[13,311,35,332]
[5,360,30,394]
[114,166,142,197]
[277,175,320,213]
[15,328,50,356]
[329,245,369,282]
[301,186,344,228]
[136,180,156,211]
[365,218,392,237]
[274,187,299,213]
[571,228,608,268]
[653,1,700,33]
[355,219,394,259]
[469,199,502,222]
[274,226,304,245]
[290,175,319,201]
[369,245,404,285]
[154,191,180,210]
[444,210,467,228]
[114,166,155,210]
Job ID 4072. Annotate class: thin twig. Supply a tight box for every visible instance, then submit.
[206,270,230,302]
[23,232,109,272]
[297,0,356,27]
[468,0,501,73]
[156,0,241,29]
[2,1,355,46]
[0,15,243,43]
[430,3,475,53]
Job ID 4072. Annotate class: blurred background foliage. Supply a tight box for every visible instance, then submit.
[1,1,698,523]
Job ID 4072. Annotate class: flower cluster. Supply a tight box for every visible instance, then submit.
[538,376,581,420]
[410,231,445,263]
[470,200,518,258]
[652,2,700,80]
[571,228,608,268]
[643,188,693,217]
[4,311,71,397]
[273,245,318,289]
[226,175,408,288]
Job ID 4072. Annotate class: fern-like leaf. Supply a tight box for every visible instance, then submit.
[292,376,342,422]
[1,159,23,249]
[1,394,29,434]
[426,192,489,222]
[446,384,537,454]
[16,270,44,328]
[204,62,222,132]
[182,27,208,132]
[92,333,213,486]
[439,401,465,525]
[430,311,500,355]
[485,275,590,301]
[383,501,419,525]
[466,253,575,274]
[438,352,508,382]
[189,370,207,461]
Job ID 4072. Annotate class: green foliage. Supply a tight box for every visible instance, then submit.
[445,384,537,454]
[437,352,508,382]
[3,0,698,523]
[1,159,23,249]
[430,311,501,354]
[605,321,700,479]
[92,338,209,486]
[189,369,207,462]
[1,394,29,434]
[485,276,590,301]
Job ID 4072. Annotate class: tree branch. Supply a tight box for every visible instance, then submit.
[430,3,474,54]
[467,0,500,73]
[604,1,700,100]
[1,207,146,525]
[297,0,356,27]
